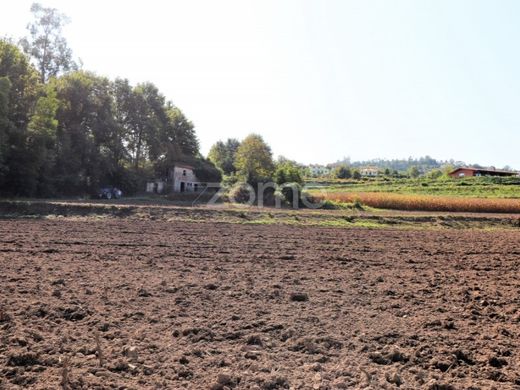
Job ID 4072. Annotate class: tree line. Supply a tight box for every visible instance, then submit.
[208,134,307,205]
[0,3,217,197]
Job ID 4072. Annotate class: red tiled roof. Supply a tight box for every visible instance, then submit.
[450,167,517,175]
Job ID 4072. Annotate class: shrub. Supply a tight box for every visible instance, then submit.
[227,183,255,204]
[279,182,301,206]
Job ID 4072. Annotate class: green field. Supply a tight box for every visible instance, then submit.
[307,176,520,199]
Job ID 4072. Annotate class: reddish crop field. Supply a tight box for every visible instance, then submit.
[319,191,520,214]
[1,218,520,389]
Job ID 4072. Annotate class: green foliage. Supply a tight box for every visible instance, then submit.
[333,165,352,179]
[426,168,443,179]
[408,166,421,178]
[228,182,255,204]
[0,39,41,195]
[0,39,40,129]
[19,3,76,83]
[192,158,222,183]
[0,36,202,197]
[335,155,453,173]
[314,176,520,199]
[279,182,302,207]
[234,134,274,185]
[274,160,303,185]
[208,138,239,175]
[352,169,361,180]
[25,84,59,195]
[0,77,10,176]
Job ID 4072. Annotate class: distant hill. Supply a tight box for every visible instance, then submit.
[328,156,512,173]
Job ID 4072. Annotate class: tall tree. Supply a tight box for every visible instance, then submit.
[20,3,75,83]
[274,160,303,185]
[234,134,274,184]
[167,106,198,157]
[152,105,199,178]
[0,39,40,132]
[0,39,41,195]
[208,138,239,175]
[25,83,59,194]
[0,77,10,181]
[52,71,115,194]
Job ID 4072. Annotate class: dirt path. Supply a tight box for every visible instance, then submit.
[1,219,519,389]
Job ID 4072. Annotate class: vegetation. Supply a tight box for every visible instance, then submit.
[0,4,212,197]
[310,176,520,199]
[332,155,460,174]
[234,134,275,185]
[274,158,303,186]
[208,138,239,175]
[19,3,76,83]
[208,136,311,207]
[333,165,352,179]
[318,191,520,213]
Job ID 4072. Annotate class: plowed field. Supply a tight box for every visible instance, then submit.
[1,219,520,389]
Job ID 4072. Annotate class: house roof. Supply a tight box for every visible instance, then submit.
[450,167,517,175]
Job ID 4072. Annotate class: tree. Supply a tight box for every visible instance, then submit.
[208,138,239,175]
[0,39,41,195]
[0,77,10,177]
[274,160,303,185]
[1,10,205,197]
[0,39,40,131]
[333,165,351,179]
[442,164,455,177]
[234,134,274,185]
[165,105,198,157]
[352,169,361,180]
[26,83,59,194]
[52,71,116,194]
[408,166,420,178]
[112,78,141,169]
[426,168,443,179]
[20,3,75,83]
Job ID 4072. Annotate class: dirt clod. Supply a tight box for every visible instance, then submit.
[290,292,309,302]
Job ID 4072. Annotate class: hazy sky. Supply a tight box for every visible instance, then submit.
[2,1,520,167]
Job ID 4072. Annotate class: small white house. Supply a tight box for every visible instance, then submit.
[169,164,202,193]
[309,165,331,177]
[146,164,203,194]
[360,167,379,177]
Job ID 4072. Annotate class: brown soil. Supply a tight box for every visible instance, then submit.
[2,199,520,230]
[1,219,520,389]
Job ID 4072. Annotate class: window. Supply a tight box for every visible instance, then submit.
[182,170,186,176]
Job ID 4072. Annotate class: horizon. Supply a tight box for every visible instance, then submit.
[2,1,520,168]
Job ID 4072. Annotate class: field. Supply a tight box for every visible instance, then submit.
[318,192,520,214]
[308,176,520,213]
[308,176,520,198]
[1,203,520,389]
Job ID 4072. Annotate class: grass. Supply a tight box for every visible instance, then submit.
[3,198,520,230]
[307,176,520,199]
[307,176,520,213]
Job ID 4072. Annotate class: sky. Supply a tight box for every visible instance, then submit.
[2,1,520,167]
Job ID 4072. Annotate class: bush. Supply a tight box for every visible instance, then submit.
[333,165,352,179]
[227,182,255,204]
[279,183,302,206]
